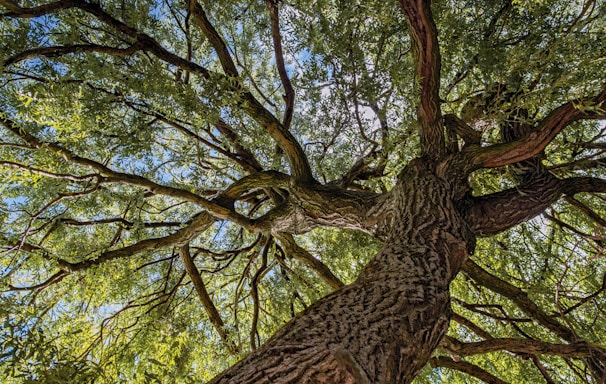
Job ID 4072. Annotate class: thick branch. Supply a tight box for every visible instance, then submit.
[465,176,606,237]
[463,175,562,236]
[399,0,444,159]
[469,87,606,169]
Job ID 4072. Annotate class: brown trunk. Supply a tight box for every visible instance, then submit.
[209,160,475,384]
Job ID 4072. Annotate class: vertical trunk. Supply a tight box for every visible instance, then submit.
[209,160,474,384]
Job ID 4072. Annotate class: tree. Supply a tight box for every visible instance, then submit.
[1,0,605,382]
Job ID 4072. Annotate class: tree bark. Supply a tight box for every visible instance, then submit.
[209,160,475,384]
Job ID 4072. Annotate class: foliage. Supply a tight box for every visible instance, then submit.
[1,0,605,382]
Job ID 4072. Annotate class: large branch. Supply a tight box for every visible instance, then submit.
[469,86,606,169]
[464,176,606,237]
[399,0,445,159]
[463,175,562,236]
[253,183,393,238]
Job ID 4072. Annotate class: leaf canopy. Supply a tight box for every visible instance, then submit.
[1,0,606,382]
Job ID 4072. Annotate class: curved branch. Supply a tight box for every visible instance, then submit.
[4,43,143,66]
[187,1,311,181]
[1,0,77,17]
[462,260,577,343]
[399,0,444,159]
[463,175,562,237]
[187,0,238,77]
[469,86,606,169]
[5,0,313,182]
[0,160,98,181]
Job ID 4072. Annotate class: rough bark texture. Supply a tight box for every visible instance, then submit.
[209,160,475,384]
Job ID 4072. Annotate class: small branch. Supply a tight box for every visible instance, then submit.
[1,0,77,17]
[58,211,215,272]
[265,0,295,130]
[6,270,66,292]
[0,115,251,227]
[462,259,578,343]
[564,196,606,228]
[0,160,99,182]
[451,312,494,340]
[179,243,237,354]
[274,233,344,290]
[249,236,272,350]
[431,356,510,384]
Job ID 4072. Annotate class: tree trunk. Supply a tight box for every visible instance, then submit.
[209,159,475,384]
